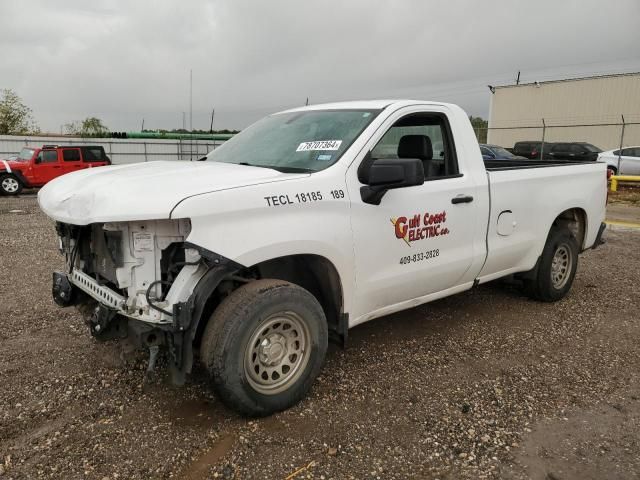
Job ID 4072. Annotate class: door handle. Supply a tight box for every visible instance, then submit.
[451,195,473,204]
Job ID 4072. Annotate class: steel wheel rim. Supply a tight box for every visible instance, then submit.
[2,177,18,193]
[244,311,311,395]
[551,244,572,289]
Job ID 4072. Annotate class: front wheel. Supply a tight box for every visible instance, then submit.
[525,227,579,302]
[200,279,328,416]
[0,174,23,196]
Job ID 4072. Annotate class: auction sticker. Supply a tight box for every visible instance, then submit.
[296,140,342,152]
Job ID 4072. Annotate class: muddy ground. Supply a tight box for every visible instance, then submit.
[0,194,639,480]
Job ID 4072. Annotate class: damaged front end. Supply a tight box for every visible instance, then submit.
[53,219,240,383]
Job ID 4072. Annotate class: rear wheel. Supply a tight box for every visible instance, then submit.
[607,165,618,176]
[200,279,328,416]
[0,174,23,196]
[525,226,579,302]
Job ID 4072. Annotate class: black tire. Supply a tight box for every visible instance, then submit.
[200,279,328,416]
[0,174,23,196]
[525,227,579,302]
[607,166,617,176]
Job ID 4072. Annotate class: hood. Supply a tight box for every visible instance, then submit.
[38,161,307,225]
[1,159,23,172]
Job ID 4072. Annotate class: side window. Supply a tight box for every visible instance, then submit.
[370,113,459,179]
[40,150,58,163]
[81,147,105,162]
[552,144,566,153]
[621,147,634,156]
[480,146,493,157]
[62,148,81,162]
[571,144,585,154]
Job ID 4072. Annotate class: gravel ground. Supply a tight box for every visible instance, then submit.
[1,194,639,480]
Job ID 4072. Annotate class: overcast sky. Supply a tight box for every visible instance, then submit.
[1,0,639,133]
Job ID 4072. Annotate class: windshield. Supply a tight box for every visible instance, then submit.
[583,143,602,153]
[17,148,35,161]
[206,109,380,172]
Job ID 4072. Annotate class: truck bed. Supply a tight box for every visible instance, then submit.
[477,159,607,283]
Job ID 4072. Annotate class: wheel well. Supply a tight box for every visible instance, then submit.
[552,208,587,250]
[193,254,345,348]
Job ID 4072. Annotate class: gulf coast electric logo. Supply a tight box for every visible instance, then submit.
[390,210,450,246]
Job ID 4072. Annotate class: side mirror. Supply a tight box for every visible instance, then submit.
[359,156,424,205]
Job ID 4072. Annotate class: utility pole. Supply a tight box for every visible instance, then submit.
[305,97,309,106]
[182,112,185,130]
[190,69,193,161]
[516,71,520,85]
[210,108,215,133]
[141,118,145,132]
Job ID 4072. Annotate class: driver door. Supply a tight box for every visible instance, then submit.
[33,149,62,185]
[346,106,485,320]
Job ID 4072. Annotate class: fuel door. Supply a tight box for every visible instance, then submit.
[497,210,516,236]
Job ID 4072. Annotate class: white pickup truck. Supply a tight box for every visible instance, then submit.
[39,100,607,416]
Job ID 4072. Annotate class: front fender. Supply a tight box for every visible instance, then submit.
[171,172,355,312]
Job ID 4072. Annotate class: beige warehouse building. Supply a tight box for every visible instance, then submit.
[487,72,640,151]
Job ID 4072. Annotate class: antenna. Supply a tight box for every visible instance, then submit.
[305,97,309,106]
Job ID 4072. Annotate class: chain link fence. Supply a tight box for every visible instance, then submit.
[473,117,640,155]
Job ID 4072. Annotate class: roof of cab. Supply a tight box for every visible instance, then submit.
[278,99,450,114]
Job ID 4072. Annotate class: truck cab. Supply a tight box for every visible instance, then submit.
[0,145,111,195]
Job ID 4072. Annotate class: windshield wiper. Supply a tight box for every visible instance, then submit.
[268,166,314,173]
[237,162,313,174]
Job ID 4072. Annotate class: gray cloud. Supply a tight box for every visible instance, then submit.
[1,0,639,132]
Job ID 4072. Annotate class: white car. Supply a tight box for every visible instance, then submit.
[38,100,607,416]
[598,147,640,175]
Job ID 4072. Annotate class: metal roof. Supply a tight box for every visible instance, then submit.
[494,71,640,90]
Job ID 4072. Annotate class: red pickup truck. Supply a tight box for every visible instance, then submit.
[1,145,111,195]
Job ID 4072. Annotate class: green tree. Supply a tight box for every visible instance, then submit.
[469,115,488,143]
[0,89,39,134]
[64,117,109,137]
